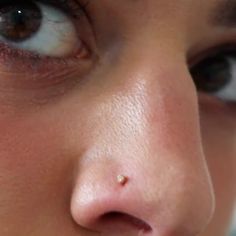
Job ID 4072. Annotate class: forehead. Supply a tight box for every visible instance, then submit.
[88,0,236,38]
[86,0,236,59]
[90,0,216,11]
[87,0,222,26]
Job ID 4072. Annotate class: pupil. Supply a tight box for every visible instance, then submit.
[0,1,42,42]
[190,55,232,93]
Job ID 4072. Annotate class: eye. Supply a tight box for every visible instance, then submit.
[0,0,83,57]
[190,48,236,102]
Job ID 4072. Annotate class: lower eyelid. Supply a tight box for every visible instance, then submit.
[0,47,93,89]
[0,69,83,109]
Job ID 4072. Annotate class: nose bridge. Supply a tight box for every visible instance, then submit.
[90,47,199,161]
[70,46,215,235]
[85,51,206,197]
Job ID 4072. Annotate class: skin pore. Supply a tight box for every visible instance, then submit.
[0,0,236,235]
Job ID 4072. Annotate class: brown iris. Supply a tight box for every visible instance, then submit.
[0,1,42,42]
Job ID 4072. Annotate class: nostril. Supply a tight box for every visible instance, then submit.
[101,211,152,233]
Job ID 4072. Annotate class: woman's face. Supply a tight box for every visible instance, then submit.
[0,0,236,235]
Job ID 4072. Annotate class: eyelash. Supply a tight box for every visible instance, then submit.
[189,43,236,67]
[42,0,89,18]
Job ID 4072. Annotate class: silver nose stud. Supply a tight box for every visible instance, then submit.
[117,175,128,186]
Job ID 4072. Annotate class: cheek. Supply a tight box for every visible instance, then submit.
[199,95,236,172]
[0,112,74,226]
[199,94,236,232]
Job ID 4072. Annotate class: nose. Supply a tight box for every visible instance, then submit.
[69,50,215,236]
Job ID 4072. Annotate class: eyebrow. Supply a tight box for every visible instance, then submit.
[211,0,236,27]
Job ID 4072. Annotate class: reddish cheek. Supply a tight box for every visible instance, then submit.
[0,108,88,232]
[198,96,236,233]
[199,94,236,143]
[199,95,236,187]
[0,114,69,198]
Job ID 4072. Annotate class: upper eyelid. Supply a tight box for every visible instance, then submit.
[188,43,236,68]
[37,0,86,18]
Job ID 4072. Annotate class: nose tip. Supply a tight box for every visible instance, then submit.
[70,172,210,236]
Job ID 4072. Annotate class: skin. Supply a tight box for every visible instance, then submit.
[0,0,235,235]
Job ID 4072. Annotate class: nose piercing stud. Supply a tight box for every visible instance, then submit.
[117,175,128,185]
